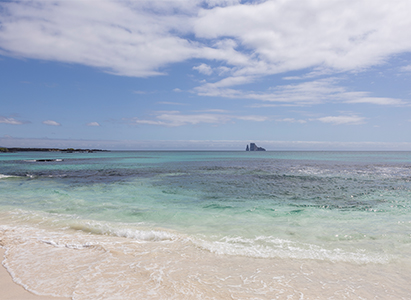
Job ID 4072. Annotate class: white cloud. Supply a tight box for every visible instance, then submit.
[236,115,268,122]
[205,0,241,8]
[42,120,61,126]
[131,110,268,127]
[87,122,100,126]
[400,65,411,72]
[195,109,228,113]
[343,95,405,105]
[193,63,213,75]
[316,115,365,125]
[0,0,201,77]
[133,111,230,127]
[277,118,307,124]
[0,116,25,125]
[195,77,406,106]
[1,0,411,81]
[194,0,411,74]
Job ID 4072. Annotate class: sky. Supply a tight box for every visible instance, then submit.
[1,0,411,150]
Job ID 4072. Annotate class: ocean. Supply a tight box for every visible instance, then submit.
[0,151,410,299]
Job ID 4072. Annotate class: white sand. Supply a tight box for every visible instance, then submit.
[0,248,69,300]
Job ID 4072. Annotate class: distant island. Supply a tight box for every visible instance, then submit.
[0,147,107,153]
[245,143,266,151]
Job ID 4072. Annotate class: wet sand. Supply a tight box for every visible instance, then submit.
[0,248,69,300]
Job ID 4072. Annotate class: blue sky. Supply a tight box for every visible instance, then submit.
[1,0,411,150]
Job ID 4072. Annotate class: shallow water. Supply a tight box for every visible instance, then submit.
[1,151,411,299]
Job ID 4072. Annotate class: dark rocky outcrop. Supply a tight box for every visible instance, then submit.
[246,143,266,151]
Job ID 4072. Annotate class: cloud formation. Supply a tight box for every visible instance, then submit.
[277,118,307,124]
[194,0,411,75]
[197,78,405,106]
[0,0,410,136]
[0,0,200,77]
[0,116,26,125]
[1,0,411,83]
[316,115,365,125]
[42,120,61,126]
[193,63,213,75]
[87,122,101,127]
[131,110,268,127]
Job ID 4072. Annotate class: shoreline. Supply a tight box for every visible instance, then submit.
[0,147,107,153]
[0,248,69,300]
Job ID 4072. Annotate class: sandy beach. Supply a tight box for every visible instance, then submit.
[1,248,69,300]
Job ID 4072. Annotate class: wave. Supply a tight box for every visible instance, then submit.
[71,222,392,264]
[193,235,391,264]
[23,159,64,162]
[0,174,21,179]
[68,221,179,242]
[0,173,38,179]
[0,211,393,265]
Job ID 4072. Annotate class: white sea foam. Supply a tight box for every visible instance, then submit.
[38,239,101,250]
[69,221,178,242]
[0,212,393,265]
[111,228,177,241]
[294,165,411,180]
[0,174,19,179]
[194,235,391,264]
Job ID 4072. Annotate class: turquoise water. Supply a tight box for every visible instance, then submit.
[1,151,411,299]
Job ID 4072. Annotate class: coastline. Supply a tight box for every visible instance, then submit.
[0,147,106,153]
[0,248,69,300]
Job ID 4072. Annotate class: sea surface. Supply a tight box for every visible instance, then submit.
[0,151,410,299]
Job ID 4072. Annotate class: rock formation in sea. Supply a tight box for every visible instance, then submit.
[246,143,266,151]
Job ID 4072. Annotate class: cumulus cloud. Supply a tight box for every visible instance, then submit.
[0,116,26,125]
[42,120,61,126]
[131,110,268,127]
[1,0,411,81]
[193,63,213,75]
[194,0,411,73]
[0,0,201,77]
[1,0,410,118]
